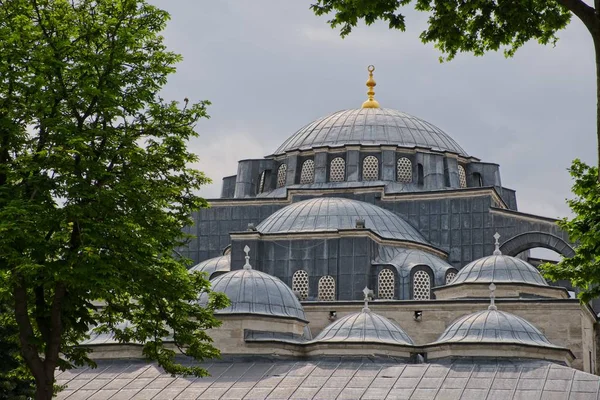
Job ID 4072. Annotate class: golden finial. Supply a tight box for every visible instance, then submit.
[361,65,380,109]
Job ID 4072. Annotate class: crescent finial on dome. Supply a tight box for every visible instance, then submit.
[361,65,380,109]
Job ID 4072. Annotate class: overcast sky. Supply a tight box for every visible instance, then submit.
[149,0,595,222]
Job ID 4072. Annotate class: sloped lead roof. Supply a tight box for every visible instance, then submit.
[273,108,468,156]
[189,254,231,278]
[256,197,429,245]
[434,309,560,348]
[198,269,306,321]
[449,255,548,286]
[312,309,413,346]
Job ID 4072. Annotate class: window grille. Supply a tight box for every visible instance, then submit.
[397,157,412,183]
[257,170,266,193]
[413,270,431,300]
[445,271,457,285]
[277,164,287,188]
[362,155,379,181]
[378,269,395,300]
[329,157,345,182]
[300,159,315,184]
[292,270,309,300]
[318,275,336,301]
[458,165,467,188]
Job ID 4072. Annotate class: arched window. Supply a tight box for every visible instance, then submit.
[445,271,457,285]
[292,270,309,300]
[412,270,431,300]
[318,275,336,300]
[299,159,315,184]
[473,172,483,187]
[417,164,424,186]
[329,157,345,182]
[458,165,467,188]
[362,155,379,181]
[397,157,412,183]
[378,269,395,300]
[277,164,287,188]
[257,170,266,194]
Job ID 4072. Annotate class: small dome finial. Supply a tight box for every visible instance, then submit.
[362,286,373,312]
[361,65,380,109]
[243,245,252,270]
[493,232,502,255]
[488,283,497,311]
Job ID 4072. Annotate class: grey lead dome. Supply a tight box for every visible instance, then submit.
[199,269,306,321]
[256,197,429,245]
[448,254,548,287]
[313,309,414,346]
[273,108,468,156]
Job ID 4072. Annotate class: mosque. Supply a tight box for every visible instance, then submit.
[58,67,600,399]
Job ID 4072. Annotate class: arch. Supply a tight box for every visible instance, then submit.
[318,275,336,300]
[397,157,412,183]
[330,157,346,182]
[411,267,432,300]
[458,165,467,188]
[292,270,309,300]
[299,159,315,184]
[378,268,395,299]
[499,232,575,258]
[473,172,483,187]
[257,170,266,194]
[362,155,379,181]
[276,164,287,188]
[417,164,424,186]
[445,269,458,285]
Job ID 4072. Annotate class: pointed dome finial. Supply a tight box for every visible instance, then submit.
[362,286,372,312]
[493,232,502,255]
[361,65,380,109]
[243,245,252,270]
[488,283,497,310]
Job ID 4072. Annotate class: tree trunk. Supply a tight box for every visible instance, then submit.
[595,36,600,182]
[35,378,53,400]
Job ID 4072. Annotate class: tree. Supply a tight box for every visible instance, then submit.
[0,1,228,399]
[541,159,600,302]
[310,0,600,180]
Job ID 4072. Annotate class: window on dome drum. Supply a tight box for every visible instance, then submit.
[362,155,379,181]
[458,165,467,188]
[329,157,345,182]
[318,275,336,301]
[473,172,483,187]
[292,270,309,301]
[378,269,395,300]
[397,157,412,183]
[417,164,424,186]
[412,270,431,300]
[276,164,287,188]
[257,170,266,194]
[299,159,315,184]
[445,271,457,285]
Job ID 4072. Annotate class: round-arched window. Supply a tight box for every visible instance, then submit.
[257,170,266,194]
[300,159,315,184]
[378,269,395,300]
[445,271,457,285]
[318,275,336,300]
[292,270,309,300]
[277,164,287,188]
[362,155,379,181]
[412,270,431,300]
[397,157,412,183]
[458,165,467,188]
[330,157,345,182]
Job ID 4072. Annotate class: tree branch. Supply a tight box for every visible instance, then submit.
[557,0,599,34]
[13,278,44,381]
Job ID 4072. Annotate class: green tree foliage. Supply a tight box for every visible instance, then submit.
[541,160,600,303]
[310,0,600,178]
[0,1,228,399]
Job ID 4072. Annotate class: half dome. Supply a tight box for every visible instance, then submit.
[189,254,231,278]
[313,309,413,346]
[449,255,547,287]
[199,269,306,321]
[256,197,429,245]
[273,108,468,157]
[434,309,558,348]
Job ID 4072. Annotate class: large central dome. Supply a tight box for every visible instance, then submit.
[273,108,468,157]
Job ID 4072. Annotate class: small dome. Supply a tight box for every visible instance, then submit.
[189,255,230,278]
[256,197,429,245]
[449,255,547,286]
[273,108,468,157]
[199,269,306,321]
[434,309,559,348]
[313,309,413,346]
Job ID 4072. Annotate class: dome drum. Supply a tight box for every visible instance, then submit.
[434,281,570,300]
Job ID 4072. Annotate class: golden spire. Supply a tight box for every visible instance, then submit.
[361,65,380,109]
